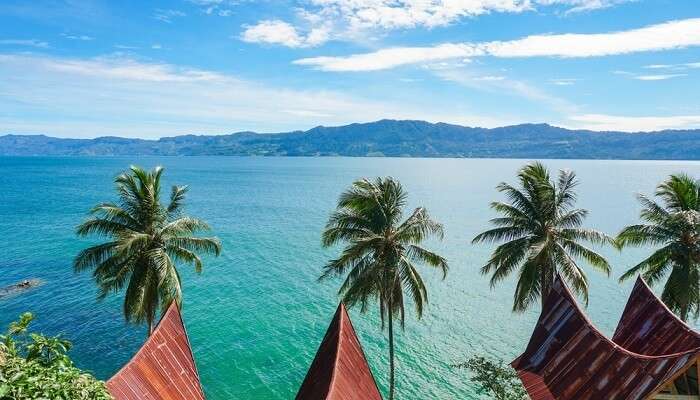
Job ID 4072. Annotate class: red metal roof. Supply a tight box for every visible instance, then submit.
[613,276,700,356]
[512,276,700,400]
[296,303,382,400]
[106,303,205,400]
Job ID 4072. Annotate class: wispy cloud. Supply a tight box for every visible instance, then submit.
[549,78,578,85]
[61,34,93,41]
[642,61,700,71]
[0,39,49,48]
[612,70,688,81]
[0,53,499,137]
[568,114,700,131]
[472,75,506,81]
[241,0,634,48]
[154,9,186,23]
[435,68,577,114]
[633,74,686,81]
[188,0,237,17]
[542,0,636,14]
[294,18,700,71]
[295,43,478,71]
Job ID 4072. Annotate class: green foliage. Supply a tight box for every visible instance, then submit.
[321,177,448,326]
[0,313,112,400]
[455,356,527,400]
[74,165,222,334]
[473,162,613,311]
[617,173,700,321]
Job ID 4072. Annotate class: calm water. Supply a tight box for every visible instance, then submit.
[1,156,699,399]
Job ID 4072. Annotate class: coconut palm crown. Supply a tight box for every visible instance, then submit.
[320,177,448,400]
[473,162,613,312]
[74,166,221,335]
[618,173,700,321]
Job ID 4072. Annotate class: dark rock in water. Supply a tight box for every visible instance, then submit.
[0,279,43,299]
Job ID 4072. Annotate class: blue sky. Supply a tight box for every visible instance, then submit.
[0,0,699,138]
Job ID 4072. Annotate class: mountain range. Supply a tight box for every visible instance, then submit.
[2,120,699,159]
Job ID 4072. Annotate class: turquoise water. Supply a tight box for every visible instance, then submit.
[1,156,699,399]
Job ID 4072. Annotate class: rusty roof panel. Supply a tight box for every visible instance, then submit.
[512,276,700,400]
[106,303,205,400]
[296,303,382,400]
[612,276,700,356]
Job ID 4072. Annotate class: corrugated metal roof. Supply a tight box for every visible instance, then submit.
[613,276,700,356]
[296,303,382,400]
[106,303,205,400]
[512,276,700,400]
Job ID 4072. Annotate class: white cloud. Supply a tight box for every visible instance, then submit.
[240,20,329,48]
[306,0,529,31]
[295,43,479,71]
[0,53,496,138]
[154,9,186,23]
[0,39,49,48]
[241,0,634,48]
[568,114,700,131]
[634,74,686,81]
[294,18,700,71]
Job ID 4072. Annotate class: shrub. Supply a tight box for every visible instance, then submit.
[0,313,112,400]
[455,355,527,400]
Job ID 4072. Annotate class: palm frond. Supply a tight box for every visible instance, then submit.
[168,185,188,215]
[405,245,448,278]
[619,245,674,283]
[167,237,222,256]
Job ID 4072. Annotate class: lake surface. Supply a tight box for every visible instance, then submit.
[1,156,699,399]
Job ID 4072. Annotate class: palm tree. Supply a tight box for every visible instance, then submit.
[320,177,448,400]
[618,174,700,321]
[473,162,612,311]
[74,166,221,335]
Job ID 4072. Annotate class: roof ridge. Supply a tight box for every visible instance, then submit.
[553,274,700,359]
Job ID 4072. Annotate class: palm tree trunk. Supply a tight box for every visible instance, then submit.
[388,305,395,400]
[147,318,153,337]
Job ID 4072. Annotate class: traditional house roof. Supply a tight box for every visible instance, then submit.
[613,276,700,356]
[106,303,205,400]
[296,303,382,400]
[512,276,700,400]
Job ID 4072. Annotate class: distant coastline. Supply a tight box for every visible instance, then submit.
[2,119,700,160]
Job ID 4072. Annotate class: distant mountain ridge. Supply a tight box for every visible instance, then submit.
[2,119,700,159]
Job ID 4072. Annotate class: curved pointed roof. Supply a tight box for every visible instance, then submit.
[106,303,205,400]
[296,303,382,400]
[512,276,700,400]
[612,275,700,355]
